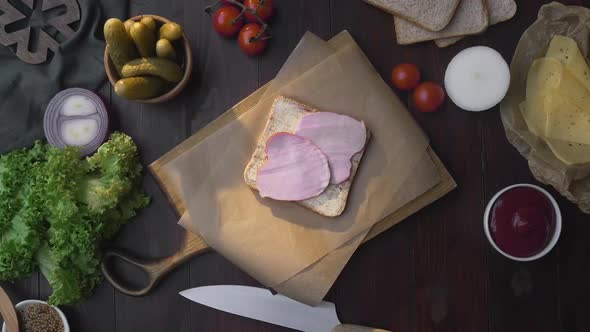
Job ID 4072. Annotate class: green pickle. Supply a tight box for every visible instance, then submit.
[156,39,177,60]
[114,77,166,100]
[123,19,134,35]
[140,17,157,31]
[104,18,139,76]
[159,22,183,41]
[122,57,183,83]
[130,22,157,58]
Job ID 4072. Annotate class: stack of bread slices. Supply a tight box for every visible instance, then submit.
[364,0,516,47]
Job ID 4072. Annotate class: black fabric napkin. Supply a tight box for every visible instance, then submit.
[0,0,127,153]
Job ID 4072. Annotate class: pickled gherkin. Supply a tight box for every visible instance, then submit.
[115,77,166,100]
[104,19,139,76]
[140,17,157,31]
[130,22,157,58]
[156,39,177,60]
[159,22,183,41]
[122,58,183,83]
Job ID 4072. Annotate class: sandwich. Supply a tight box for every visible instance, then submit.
[244,96,370,217]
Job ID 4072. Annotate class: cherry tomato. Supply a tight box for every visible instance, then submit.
[391,63,420,90]
[412,82,445,112]
[213,5,244,37]
[238,23,268,56]
[243,0,274,22]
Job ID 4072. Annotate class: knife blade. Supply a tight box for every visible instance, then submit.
[180,285,391,332]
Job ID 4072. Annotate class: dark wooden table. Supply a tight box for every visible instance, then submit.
[4,0,590,331]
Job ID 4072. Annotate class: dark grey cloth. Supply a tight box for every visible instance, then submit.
[0,0,127,153]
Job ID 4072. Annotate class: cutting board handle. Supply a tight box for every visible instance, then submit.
[0,287,19,332]
[101,232,210,296]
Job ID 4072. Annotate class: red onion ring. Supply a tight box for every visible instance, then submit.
[44,88,109,156]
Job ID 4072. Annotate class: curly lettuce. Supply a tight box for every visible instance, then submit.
[0,132,149,305]
[0,144,48,280]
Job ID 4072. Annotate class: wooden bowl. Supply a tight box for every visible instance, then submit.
[104,15,193,104]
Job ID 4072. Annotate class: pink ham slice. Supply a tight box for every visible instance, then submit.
[295,112,366,184]
[257,132,330,201]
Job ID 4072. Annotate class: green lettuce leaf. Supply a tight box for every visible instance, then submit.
[0,147,47,280]
[0,132,149,305]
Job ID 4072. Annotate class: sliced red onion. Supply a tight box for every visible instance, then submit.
[61,95,98,116]
[60,119,99,147]
[44,88,109,156]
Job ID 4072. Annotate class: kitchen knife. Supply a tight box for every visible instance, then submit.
[179,285,391,332]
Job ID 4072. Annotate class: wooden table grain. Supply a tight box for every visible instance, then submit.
[2,0,590,331]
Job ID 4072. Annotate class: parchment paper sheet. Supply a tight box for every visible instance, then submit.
[272,150,440,304]
[500,2,590,213]
[164,31,440,303]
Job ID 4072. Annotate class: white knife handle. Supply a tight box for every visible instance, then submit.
[331,324,391,332]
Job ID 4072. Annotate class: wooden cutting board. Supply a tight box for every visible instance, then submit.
[102,82,456,297]
[150,81,456,252]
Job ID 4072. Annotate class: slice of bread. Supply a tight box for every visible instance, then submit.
[394,0,489,45]
[244,96,370,217]
[435,0,516,47]
[364,0,460,32]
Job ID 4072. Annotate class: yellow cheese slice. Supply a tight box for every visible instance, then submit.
[546,35,590,91]
[524,57,590,136]
[546,139,590,165]
[524,58,558,135]
[520,102,590,165]
[526,57,588,105]
[526,58,560,99]
[520,36,590,163]
[520,98,547,136]
[545,93,590,144]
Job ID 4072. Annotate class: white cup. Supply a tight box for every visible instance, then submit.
[483,183,562,262]
[2,299,70,332]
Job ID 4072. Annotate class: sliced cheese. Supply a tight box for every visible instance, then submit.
[546,139,590,165]
[526,58,560,99]
[546,35,590,91]
[526,57,588,105]
[545,93,590,145]
[520,98,547,136]
[520,102,590,164]
[524,57,590,137]
[523,58,556,135]
[519,101,531,132]
[521,36,590,163]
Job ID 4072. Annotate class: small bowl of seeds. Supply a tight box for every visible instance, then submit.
[2,299,69,332]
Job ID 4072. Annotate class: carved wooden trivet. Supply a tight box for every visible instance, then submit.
[0,0,80,64]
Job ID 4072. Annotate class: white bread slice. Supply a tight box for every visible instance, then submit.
[435,0,516,47]
[244,96,370,217]
[364,0,460,32]
[394,0,489,45]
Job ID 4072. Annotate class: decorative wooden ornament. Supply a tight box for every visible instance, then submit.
[0,0,80,64]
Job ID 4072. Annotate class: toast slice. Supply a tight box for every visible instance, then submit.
[364,0,460,32]
[394,0,489,45]
[435,0,516,47]
[244,96,370,217]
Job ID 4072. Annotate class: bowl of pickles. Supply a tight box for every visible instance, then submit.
[104,15,193,104]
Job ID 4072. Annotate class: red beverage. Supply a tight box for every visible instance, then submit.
[489,186,556,258]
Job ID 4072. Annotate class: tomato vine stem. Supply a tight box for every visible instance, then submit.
[205,0,270,41]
